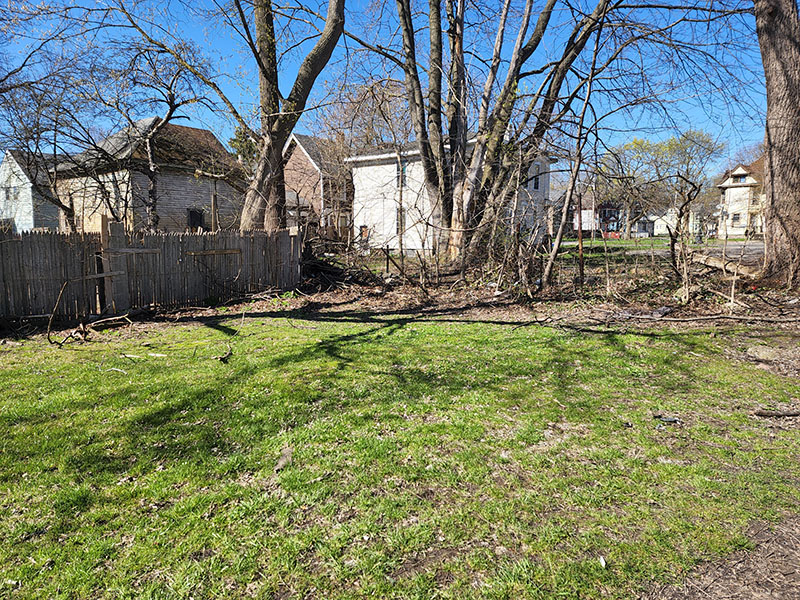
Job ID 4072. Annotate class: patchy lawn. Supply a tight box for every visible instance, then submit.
[1,305,799,599]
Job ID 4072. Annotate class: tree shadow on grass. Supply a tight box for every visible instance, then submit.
[2,303,716,496]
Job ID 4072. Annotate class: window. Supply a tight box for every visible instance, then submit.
[732,175,746,183]
[396,206,406,235]
[360,225,369,241]
[188,209,205,231]
[731,213,741,224]
[533,164,540,190]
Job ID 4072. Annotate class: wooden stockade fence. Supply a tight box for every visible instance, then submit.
[0,221,301,321]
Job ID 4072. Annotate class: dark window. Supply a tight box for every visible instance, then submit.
[732,175,746,183]
[188,209,205,231]
[396,206,406,235]
[732,213,741,224]
[360,225,369,241]
[533,164,540,190]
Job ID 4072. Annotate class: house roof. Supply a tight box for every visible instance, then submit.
[291,134,326,169]
[60,117,242,176]
[6,149,65,185]
[717,155,765,187]
[345,135,558,165]
[346,139,421,161]
[287,133,348,177]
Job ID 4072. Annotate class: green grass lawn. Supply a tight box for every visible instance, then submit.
[1,308,799,599]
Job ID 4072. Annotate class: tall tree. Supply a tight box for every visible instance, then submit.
[348,0,751,263]
[108,0,345,232]
[754,0,800,286]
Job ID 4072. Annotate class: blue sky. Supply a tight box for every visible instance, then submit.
[5,0,767,172]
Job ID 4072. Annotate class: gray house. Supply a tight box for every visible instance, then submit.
[0,150,61,233]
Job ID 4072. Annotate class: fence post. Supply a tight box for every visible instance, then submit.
[104,220,130,313]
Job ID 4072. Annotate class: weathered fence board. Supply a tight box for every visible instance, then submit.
[0,227,300,320]
[0,231,103,319]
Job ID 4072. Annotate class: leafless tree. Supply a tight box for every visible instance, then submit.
[754,0,800,287]
[343,0,754,269]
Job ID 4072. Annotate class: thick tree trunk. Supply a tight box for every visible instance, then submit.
[755,0,800,286]
[240,0,345,231]
[62,204,78,233]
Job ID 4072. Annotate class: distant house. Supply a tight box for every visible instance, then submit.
[347,141,553,252]
[572,193,621,234]
[283,133,352,239]
[0,150,61,233]
[570,193,655,237]
[717,156,765,237]
[56,117,245,233]
[649,208,707,238]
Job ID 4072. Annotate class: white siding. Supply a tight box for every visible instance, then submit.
[0,152,60,232]
[352,159,436,252]
[352,154,552,251]
[514,161,552,240]
[717,167,764,237]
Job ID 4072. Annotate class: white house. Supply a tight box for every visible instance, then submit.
[346,142,553,252]
[0,150,61,233]
[649,208,704,237]
[717,156,765,238]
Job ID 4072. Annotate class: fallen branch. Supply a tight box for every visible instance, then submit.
[616,312,800,323]
[87,313,134,331]
[755,409,800,418]
[213,344,232,363]
[706,288,752,309]
[683,247,760,278]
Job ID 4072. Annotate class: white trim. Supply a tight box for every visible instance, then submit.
[345,137,479,164]
[285,134,322,174]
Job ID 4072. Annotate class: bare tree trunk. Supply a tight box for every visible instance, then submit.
[61,201,78,233]
[755,0,800,286]
[623,207,632,239]
[239,0,345,231]
[444,0,466,247]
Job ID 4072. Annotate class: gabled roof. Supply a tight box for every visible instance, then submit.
[286,133,347,177]
[60,117,241,175]
[717,155,765,187]
[290,134,325,170]
[5,149,65,185]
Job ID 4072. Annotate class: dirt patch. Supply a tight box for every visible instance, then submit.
[391,547,461,580]
[645,517,800,600]
[734,335,800,378]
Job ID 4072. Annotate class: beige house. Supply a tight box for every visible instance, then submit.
[717,156,765,238]
[56,118,245,233]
